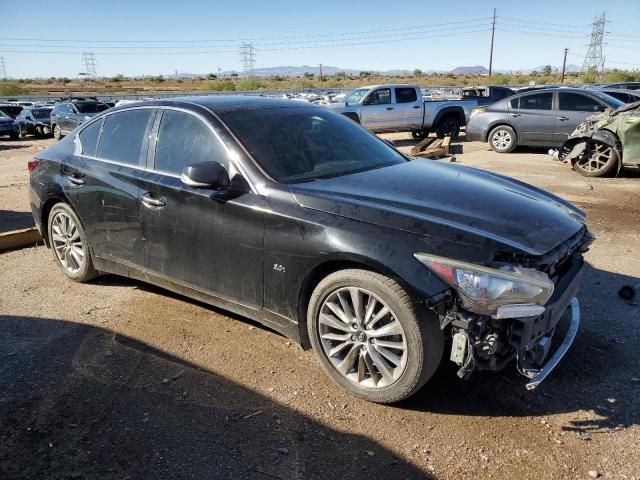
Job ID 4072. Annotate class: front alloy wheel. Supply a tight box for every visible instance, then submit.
[573,141,619,177]
[308,269,444,403]
[318,287,408,389]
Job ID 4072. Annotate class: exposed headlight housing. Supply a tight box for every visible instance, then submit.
[414,253,554,317]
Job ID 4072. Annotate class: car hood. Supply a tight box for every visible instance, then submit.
[0,117,14,124]
[289,160,585,257]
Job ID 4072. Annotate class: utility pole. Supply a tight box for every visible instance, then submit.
[488,8,496,77]
[218,67,222,78]
[0,57,7,80]
[581,13,606,79]
[81,52,97,79]
[560,48,569,83]
[319,64,323,85]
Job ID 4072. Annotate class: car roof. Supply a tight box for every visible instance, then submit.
[116,95,318,114]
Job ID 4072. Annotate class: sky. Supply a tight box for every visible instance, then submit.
[2,0,639,78]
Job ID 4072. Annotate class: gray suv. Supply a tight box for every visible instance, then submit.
[465,88,623,153]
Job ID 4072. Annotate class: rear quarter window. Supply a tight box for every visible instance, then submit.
[97,109,154,166]
[79,119,103,157]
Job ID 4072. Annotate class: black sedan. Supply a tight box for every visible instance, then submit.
[29,96,591,402]
[16,107,53,137]
[466,87,623,152]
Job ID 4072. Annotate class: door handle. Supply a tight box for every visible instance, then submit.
[510,113,521,117]
[64,174,85,186]
[412,105,421,109]
[557,116,569,121]
[141,193,166,208]
[386,107,394,111]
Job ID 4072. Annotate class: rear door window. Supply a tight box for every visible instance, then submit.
[97,109,154,166]
[79,119,103,157]
[559,93,605,112]
[395,87,418,103]
[519,93,553,110]
[153,109,228,175]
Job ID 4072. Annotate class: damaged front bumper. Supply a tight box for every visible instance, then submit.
[522,297,579,390]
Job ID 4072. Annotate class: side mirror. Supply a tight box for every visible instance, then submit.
[181,161,230,190]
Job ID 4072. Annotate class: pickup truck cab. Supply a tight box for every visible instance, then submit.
[327,84,514,139]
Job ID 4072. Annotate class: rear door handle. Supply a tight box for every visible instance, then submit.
[64,174,85,186]
[141,193,166,208]
[385,107,394,111]
[510,113,521,117]
[412,105,421,109]
[557,116,569,121]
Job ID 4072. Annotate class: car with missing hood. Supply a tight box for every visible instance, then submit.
[551,100,640,177]
[29,96,592,403]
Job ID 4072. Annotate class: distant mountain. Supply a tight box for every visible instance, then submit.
[450,66,489,75]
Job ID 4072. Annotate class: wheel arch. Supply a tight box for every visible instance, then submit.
[432,107,465,130]
[40,194,82,247]
[295,255,416,350]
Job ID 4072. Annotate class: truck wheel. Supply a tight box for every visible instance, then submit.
[307,269,444,404]
[435,115,460,139]
[488,125,517,153]
[9,132,19,140]
[573,141,619,177]
[412,129,428,140]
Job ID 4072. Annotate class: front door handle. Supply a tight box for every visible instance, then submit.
[385,107,394,111]
[141,193,166,208]
[412,105,421,109]
[557,116,569,121]
[64,174,85,186]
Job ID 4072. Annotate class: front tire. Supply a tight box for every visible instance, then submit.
[48,203,98,283]
[53,124,63,140]
[412,129,428,140]
[307,269,444,403]
[488,125,517,153]
[573,141,619,177]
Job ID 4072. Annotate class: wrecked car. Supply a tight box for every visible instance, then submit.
[552,101,640,177]
[30,96,592,403]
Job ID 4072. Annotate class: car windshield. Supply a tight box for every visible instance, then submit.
[31,108,52,119]
[75,102,109,114]
[220,106,408,183]
[344,88,369,104]
[590,91,625,109]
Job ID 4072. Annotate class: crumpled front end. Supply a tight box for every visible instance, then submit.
[420,227,593,390]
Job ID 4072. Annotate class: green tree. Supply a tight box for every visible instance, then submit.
[413,69,423,77]
[542,65,552,76]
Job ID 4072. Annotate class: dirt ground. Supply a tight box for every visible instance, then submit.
[0,133,639,480]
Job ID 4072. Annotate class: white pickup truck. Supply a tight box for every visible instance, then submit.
[327,84,514,139]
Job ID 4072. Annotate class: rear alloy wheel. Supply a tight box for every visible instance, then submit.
[308,269,443,403]
[48,203,97,282]
[53,124,62,140]
[573,141,619,177]
[435,115,460,139]
[488,125,517,153]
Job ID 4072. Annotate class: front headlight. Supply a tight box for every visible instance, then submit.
[414,253,554,317]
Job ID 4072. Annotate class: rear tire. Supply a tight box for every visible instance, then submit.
[48,203,98,283]
[435,114,460,139]
[488,125,517,153]
[412,129,428,140]
[9,132,19,140]
[307,269,444,404]
[573,141,620,177]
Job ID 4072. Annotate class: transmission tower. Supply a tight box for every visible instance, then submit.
[581,13,606,77]
[239,43,255,79]
[82,52,98,79]
[0,57,7,80]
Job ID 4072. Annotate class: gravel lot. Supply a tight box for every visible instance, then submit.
[1,134,639,479]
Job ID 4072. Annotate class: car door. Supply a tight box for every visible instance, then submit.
[359,88,394,131]
[16,110,27,134]
[508,92,555,145]
[393,87,422,129]
[140,107,264,308]
[57,104,74,133]
[554,92,607,144]
[62,108,156,267]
